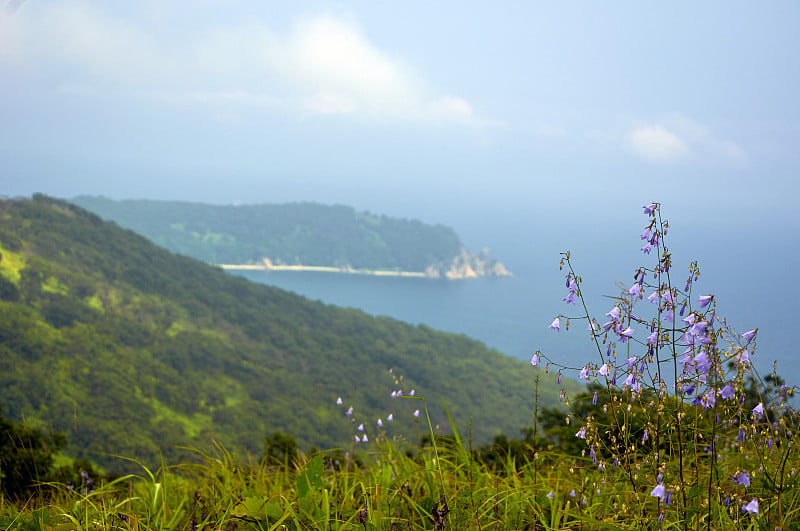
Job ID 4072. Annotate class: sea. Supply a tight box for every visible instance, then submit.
[227,209,800,389]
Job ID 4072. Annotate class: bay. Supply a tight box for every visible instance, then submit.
[228,210,800,389]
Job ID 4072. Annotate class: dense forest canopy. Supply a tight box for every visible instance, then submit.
[0,195,570,473]
[70,196,508,276]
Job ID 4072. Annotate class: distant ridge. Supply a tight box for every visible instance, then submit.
[71,196,511,279]
[0,195,568,473]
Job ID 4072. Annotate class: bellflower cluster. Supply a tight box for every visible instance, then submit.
[532,202,797,525]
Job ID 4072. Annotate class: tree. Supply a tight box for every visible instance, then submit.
[0,409,66,499]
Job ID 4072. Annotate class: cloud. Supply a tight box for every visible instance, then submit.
[1,3,479,125]
[274,15,419,116]
[626,125,689,160]
[625,115,746,164]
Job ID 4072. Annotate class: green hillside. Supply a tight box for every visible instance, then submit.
[70,196,510,276]
[0,195,573,473]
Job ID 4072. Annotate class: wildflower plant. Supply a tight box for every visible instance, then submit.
[537,202,800,528]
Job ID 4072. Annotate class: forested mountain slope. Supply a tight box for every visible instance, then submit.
[0,195,569,473]
[71,196,510,277]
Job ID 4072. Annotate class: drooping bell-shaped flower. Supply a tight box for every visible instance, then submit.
[698,295,713,308]
[623,373,636,388]
[606,306,621,320]
[387,414,393,421]
[693,351,711,375]
[530,353,540,366]
[579,365,590,380]
[550,317,561,331]
[689,321,708,337]
[619,327,634,343]
[753,402,764,419]
[742,329,758,344]
[377,419,383,427]
[647,330,658,346]
[575,427,586,439]
[650,483,666,499]
[643,203,657,215]
[742,498,759,515]
[567,277,578,292]
[720,384,735,400]
[598,363,610,376]
[336,397,343,405]
[629,282,643,299]
[735,471,751,487]
[701,391,716,410]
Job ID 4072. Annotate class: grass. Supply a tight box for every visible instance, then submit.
[1,417,795,530]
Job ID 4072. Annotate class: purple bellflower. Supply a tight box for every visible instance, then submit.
[720,384,735,400]
[742,329,758,344]
[734,471,751,487]
[629,282,642,299]
[530,353,540,366]
[698,295,713,308]
[550,317,561,331]
[643,203,657,215]
[742,498,759,515]
[650,483,666,499]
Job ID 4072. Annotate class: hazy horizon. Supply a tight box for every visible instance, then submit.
[1,2,798,226]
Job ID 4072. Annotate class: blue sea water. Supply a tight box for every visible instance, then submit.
[228,210,800,388]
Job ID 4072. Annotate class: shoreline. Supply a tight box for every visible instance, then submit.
[218,263,430,278]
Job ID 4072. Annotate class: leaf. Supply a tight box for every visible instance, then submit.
[296,455,324,499]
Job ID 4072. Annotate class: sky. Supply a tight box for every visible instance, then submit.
[1,0,798,228]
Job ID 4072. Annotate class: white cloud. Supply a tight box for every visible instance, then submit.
[1,3,478,125]
[625,115,746,164]
[275,15,419,115]
[626,125,689,160]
